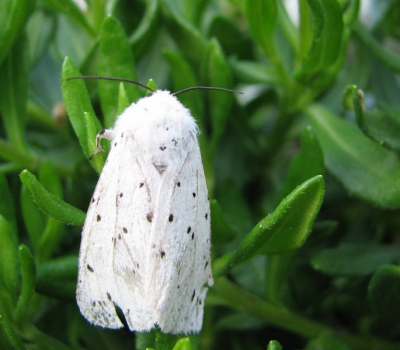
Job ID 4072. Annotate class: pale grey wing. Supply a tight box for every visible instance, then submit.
[148,137,213,334]
[76,141,127,329]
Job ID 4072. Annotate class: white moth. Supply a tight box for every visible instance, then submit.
[76,84,219,334]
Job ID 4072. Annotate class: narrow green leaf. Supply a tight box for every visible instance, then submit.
[161,0,207,67]
[244,0,277,59]
[129,0,160,60]
[26,7,56,66]
[163,50,204,130]
[135,330,156,350]
[215,176,324,276]
[99,16,141,128]
[0,315,25,350]
[267,339,282,350]
[19,170,85,226]
[0,174,19,310]
[347,85,400,152]
[311,245,400,276]
[39,0,94,36]
[368,265,400,322]
[37,162,64,261]
[14,245,36,322]
[230,59,279,84]
[0,0,35,65]
[279,126,324,200]
[353,21,400,74]
[20,185,44,253]
[0,35,29,151]
[343,0,360,26]
[265,251,296,303]
[147,79,158,91]
[210,200,236,244]
[307,104,400,207]
[172,337,192,350]
[61,57,105,173]
[117,83,131,116]
[305,332,352,350]
[36,255,77,301]
[202,39,235,151]
[155,330,180,350]
[295,0,344,86]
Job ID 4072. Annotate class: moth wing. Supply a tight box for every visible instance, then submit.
[77,133,152,330]
[110,133,158,331]
[148,136,213,334]
[77,139,126,329]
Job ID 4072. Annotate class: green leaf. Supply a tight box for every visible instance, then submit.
[20,185,45,255]
[26,7,56,66]
[172,337,192,350]
[295,0,344,87]
[347,85,400,152]
[147,79,158,91]
[207,15,253,59]
[279,126,324,200]
[0,315,25,350]
[311,245,400,276]
[99,16,142,128]
[305,332,352,350]
[36,162,65,261]
[163,50,204,129]
[19,170,85,226]
[36,256,77,301]
[117,83,131,116]
[368,265,400,322]
[202,39,235,151]
[40,0,94,36]
[135,331,156,350]
[61,57,105,173]
[0,34,29,151]
[155,331,180,350]
[14,245,36,322]
[353,21,400,74]
[244,0,277,59]
[306,104,400,207]
[0,0,35,66]
[161,0,207,67]
[210,200,236,244]
[342,0,360,26]
[129,0,160,60]
[0,174,18,306]
[215,175,324,276]
[267,339,282,350]
[230,59,279,84]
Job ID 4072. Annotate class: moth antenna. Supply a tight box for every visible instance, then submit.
[173,86,243,96]
[67,76,156,93]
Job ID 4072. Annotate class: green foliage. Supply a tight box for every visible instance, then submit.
[0,0,400,349]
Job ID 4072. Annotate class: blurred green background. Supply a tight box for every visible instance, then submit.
[1,0,400,349]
